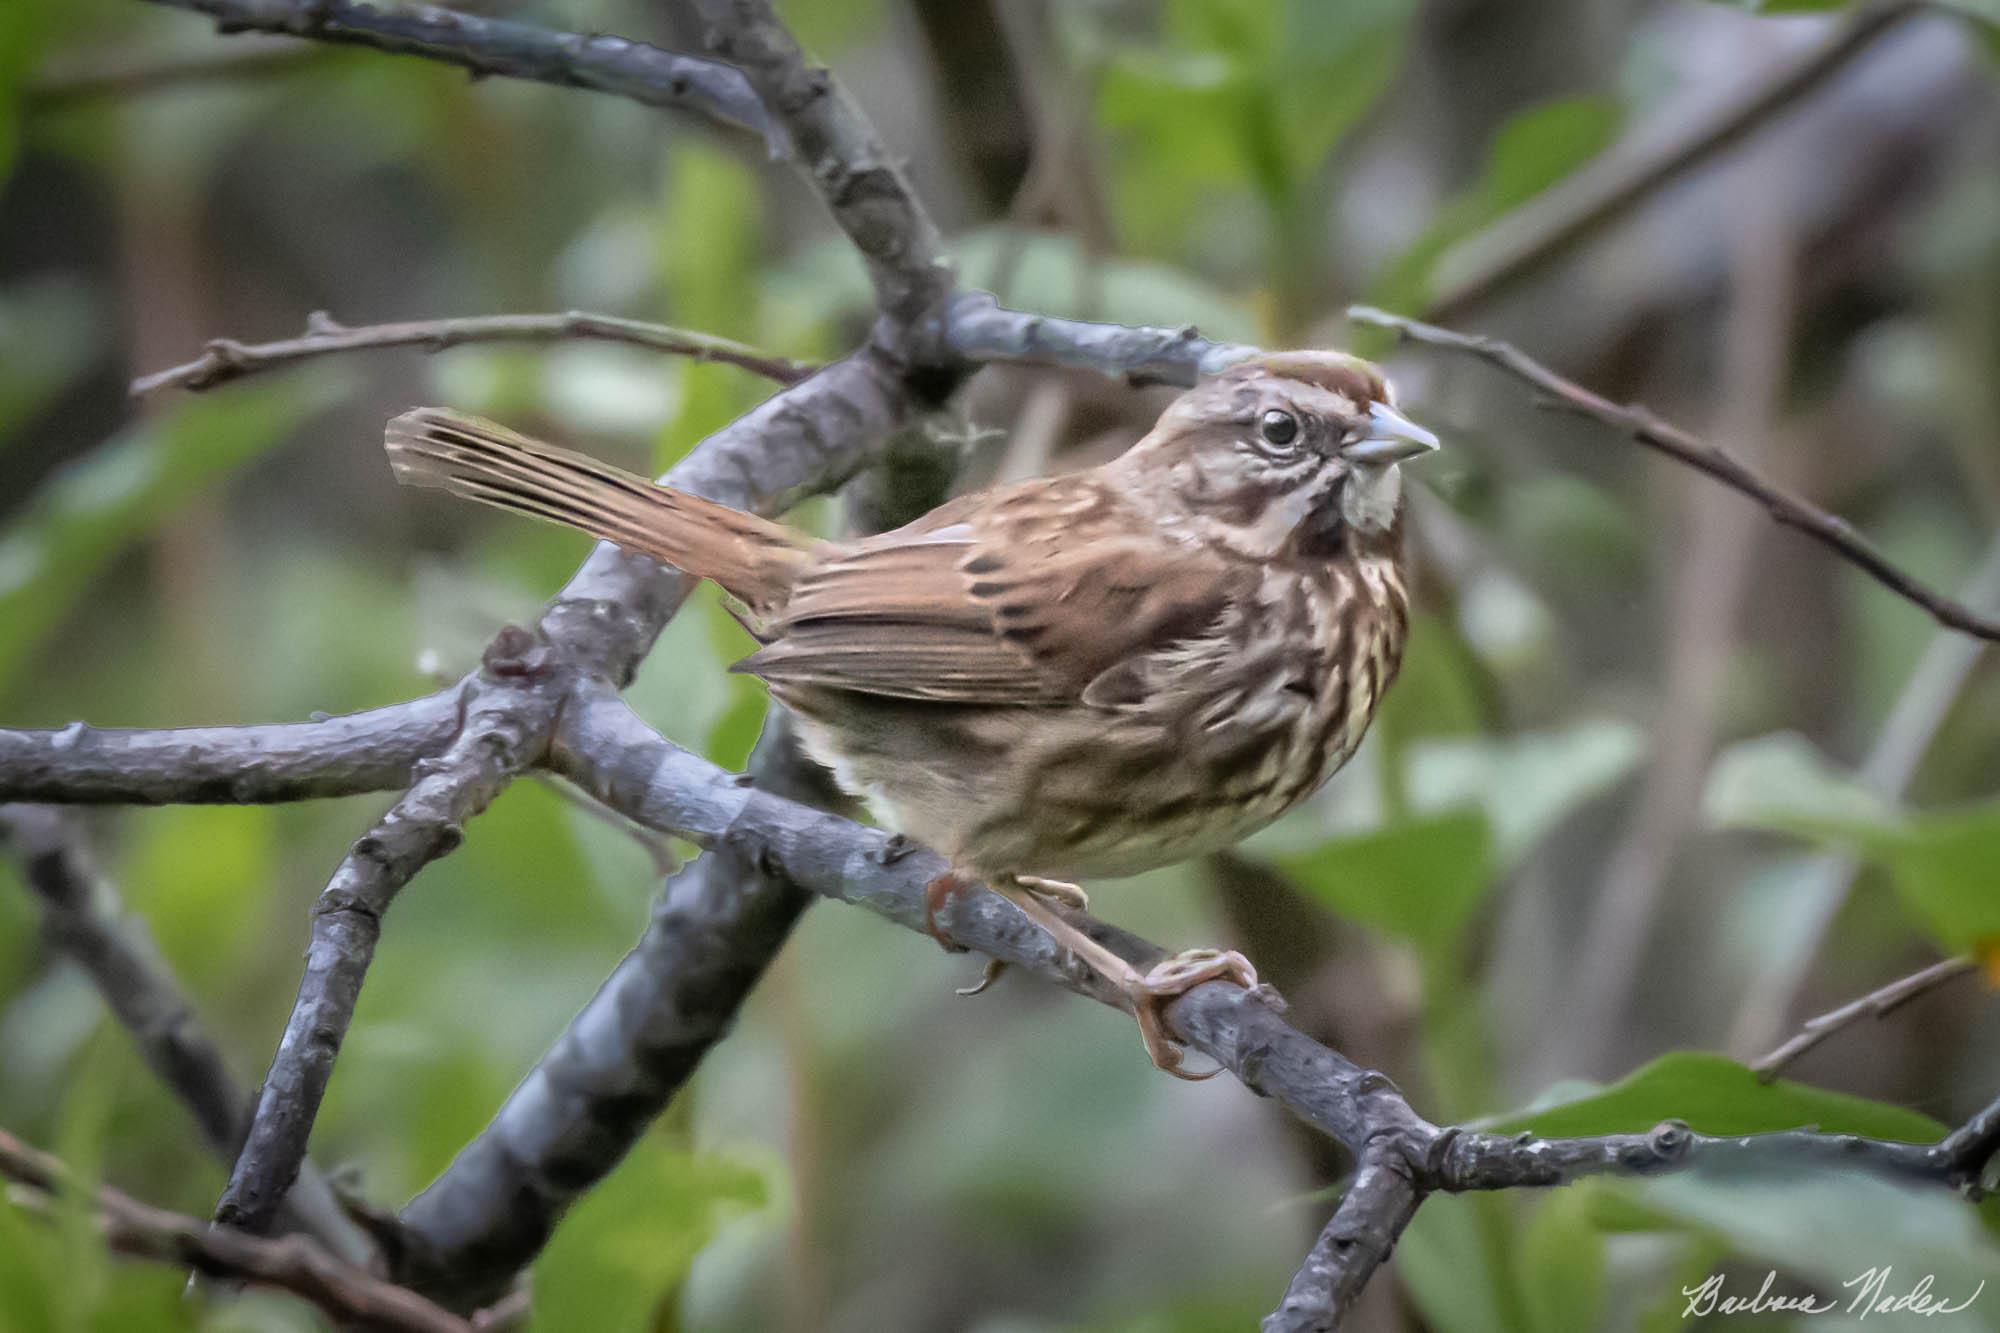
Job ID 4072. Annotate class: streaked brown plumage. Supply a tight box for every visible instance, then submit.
[385,351,1437,1074]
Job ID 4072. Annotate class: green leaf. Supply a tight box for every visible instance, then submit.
[121,806,277,988]
[1493,1052,1946,1143]
[0,376,336,697]
[1274,0,1418,175]
[1365,95,1621,319]
[1395,1192,1515,1333]
[1880,803,2000,952]
[1702,732,1902,845]
[1704,735,2000,952]
[1407,721,1644,868]
[533,1136,773,1332]
[1278,810,1495,960]
[1624,1165,2000,1327]
[1484,97,1624,212]
[1518,1188,1607,1333]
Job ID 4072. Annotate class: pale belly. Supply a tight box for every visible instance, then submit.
[779,659,1374,882]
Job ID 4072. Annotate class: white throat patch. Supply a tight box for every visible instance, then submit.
[1341,464,1402,532]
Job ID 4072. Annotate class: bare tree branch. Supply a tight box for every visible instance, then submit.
[0,689,463,805]
[1728,534,2000,1058]
[1349,305,2000,644]
[549,686,2000,1328]
[400,412,962,1308]
[214,635,561,1237]
[1262,1143,1421,1333]
[0,1127,469,1333]
[0,805,372,1261]
[1425,2,1925,319]
[136,0,783,152]
[134,310,816,396]
[1753,956,1981,1081]
[943,290,1255,384]
[394,719,838,1307]
[179,0,971,1250]
[694,0,953,328]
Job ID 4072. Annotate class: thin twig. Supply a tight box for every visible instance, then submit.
[1753,956,1980,1080]
[0,1128,469,1333]
[1348,305,2000,644]
[1728,535,2000,1057]
[137,0,782,151]
[133,309,816,396]
[1425,2,1924,318]
[531,774,680,877]
[0,806,373,1261]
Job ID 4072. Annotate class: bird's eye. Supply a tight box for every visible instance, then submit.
[1258,409,1300,450]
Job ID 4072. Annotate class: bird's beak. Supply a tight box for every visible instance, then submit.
[1341,403,1440,466]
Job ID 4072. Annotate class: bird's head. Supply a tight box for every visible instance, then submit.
[1115,350,1439,559]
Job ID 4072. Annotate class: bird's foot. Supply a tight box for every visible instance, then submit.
[1014,873,1088,911]
[923,870,972,954]
[1126,948,1260,1081]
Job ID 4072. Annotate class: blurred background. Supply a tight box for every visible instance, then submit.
[4,0,2000,1329]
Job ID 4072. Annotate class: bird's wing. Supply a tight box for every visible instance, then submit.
[735,477,1247,705]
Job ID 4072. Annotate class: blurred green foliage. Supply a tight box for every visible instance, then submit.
[4,0,2000,1329]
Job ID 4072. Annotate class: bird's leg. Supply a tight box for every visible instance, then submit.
[923,869,973,954]
[991,877,1250,1080]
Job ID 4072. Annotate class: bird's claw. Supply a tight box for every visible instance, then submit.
[1127,948,1259,1080]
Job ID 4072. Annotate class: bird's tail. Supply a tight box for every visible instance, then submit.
[385,407,810,617]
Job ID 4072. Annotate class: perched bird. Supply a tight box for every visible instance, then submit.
[385,351,1437,1075]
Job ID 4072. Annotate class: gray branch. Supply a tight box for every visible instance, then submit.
[0,689,463,805]
[1262,1142,1420,1333]
[172,0,970,1259]
[213,636,562,1238]
[393,720,838,1307]
[137,0,783,152]
[399,411,961,1308]
[943,290,1256,385]
[548,687,2000,1329]
[694,0,954,328]
[0,806,371,1263]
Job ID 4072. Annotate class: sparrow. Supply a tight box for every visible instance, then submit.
[385,351,1437,1075]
